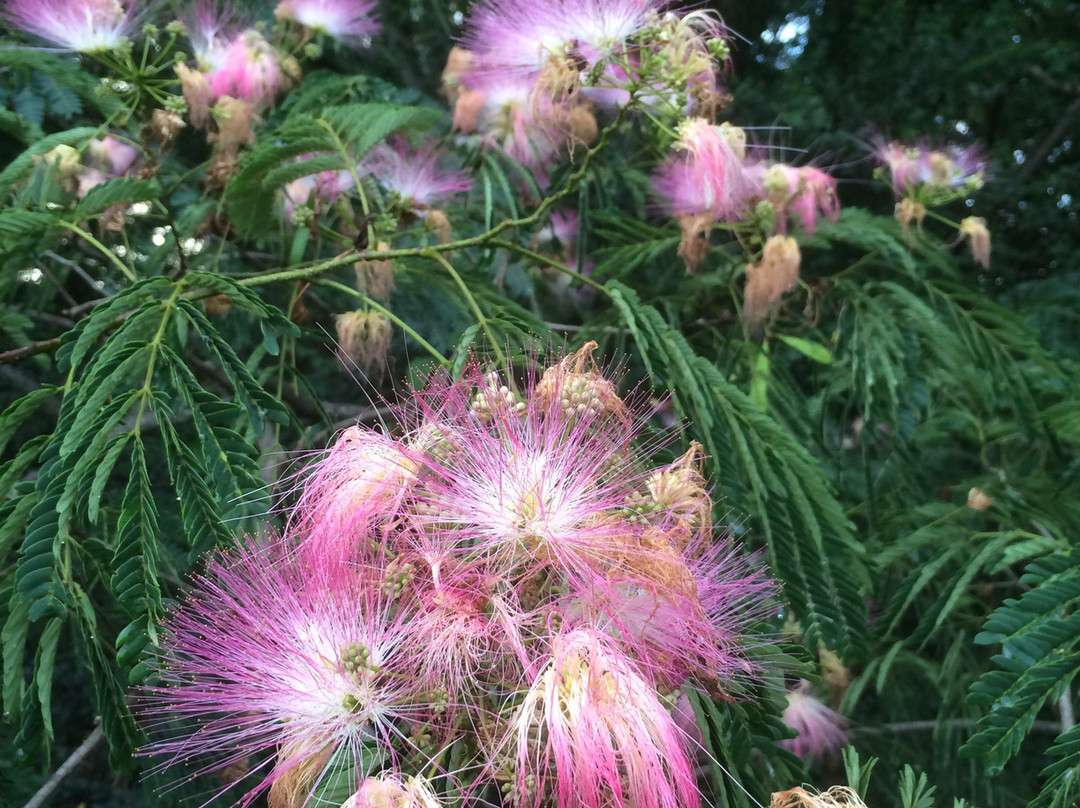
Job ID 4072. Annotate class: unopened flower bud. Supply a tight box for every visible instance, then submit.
[165,20,186,37]
[536,340,627,423]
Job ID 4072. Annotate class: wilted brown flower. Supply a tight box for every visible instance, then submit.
[676,213,713,274]
[425,209,451,244]
[894,197,926,239]
[152,109,186,146]
[355,241,395,301]
[966,487,993,511]
[960,216,991,268]
[442,46,473,103]
[175,63,212,128]
[335,309,392,382]
[744,235,801,325]
[205,294,233,316]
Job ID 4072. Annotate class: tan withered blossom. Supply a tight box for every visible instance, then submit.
[424,209,451,244]
[355,241,395,301]
[152,109,186,146]
[677,212,713,274]
[335,309,392,381]
[441,46,473,103]
[894,196,926,239]
[960,215,991,267]
[175,63,213,128]
[772,786,867,808]
[744,235,801,326]
[967,487,993,511]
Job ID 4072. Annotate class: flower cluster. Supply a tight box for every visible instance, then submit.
[651,119,839,275]
[141,344,773,808]
[448,0,729,182]
[1,0,140,53]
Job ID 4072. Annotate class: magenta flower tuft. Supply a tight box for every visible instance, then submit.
[140,537,432,804]
[461,0,670,77]
[780,682,848,759]
[2,0,138,52]
[652,119,756,221]
[364,137,472,212]
[276,0,380,42]
[183,0,246,71]
[873,138,986,199]
[209,29,285,108]
[762,163,840,235]
[509,627,700,808]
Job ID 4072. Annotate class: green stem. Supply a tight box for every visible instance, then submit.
[315,278,450,367]
[133,281,186,438]
[488,239,609,294]
[922,208,963,229]
[423,249,504,366]
[318,119,374,247]
[64,222,138,283]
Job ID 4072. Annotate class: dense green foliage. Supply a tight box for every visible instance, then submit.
[0,1,1078,808]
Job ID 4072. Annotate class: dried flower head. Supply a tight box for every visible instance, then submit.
[335,309,392,382]
[343,773,443,808]
[744,235,801,325]
[959,215,991,268]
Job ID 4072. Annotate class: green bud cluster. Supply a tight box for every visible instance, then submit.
[164,95,188,115]
[291,205,315,227]
[558,376,605,418]
[340,641,372,676]
[382,559,414,598]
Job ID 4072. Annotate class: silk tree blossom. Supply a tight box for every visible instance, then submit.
[509,627,700,808]
[652,119,756,272]
[140,538,432,805]
[276,0,380,42]
[289,425,418,566]
[183,0,245,70]
[873,138,986,201]
[280,155,357,223]
[365,137,471,213]
[209,29,286,109]
[761,164,840,235]
[780,682,848,759]
[454,71,565,178]
[461,0,671,78]
[1,0,138,52]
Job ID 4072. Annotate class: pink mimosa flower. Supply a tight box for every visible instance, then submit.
[2,0,137,52]
[276,0,380,41]
[344,773,442,808]
[780,682,848,759]
[183,0,245,70]
[209,29,285,108]
[509,627,700,808]
[652,119,756,221]
[139,537,431,805]
[873,138,986,197]
[462,0,671,77]
[289,425,418,565]
[762,164,840,235]
[364,137,471,212]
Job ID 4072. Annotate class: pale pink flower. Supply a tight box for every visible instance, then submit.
[509,627,699,808]
[276,0,380,41]
[289,425,418,565]
[873,138,986,197]
[461,0,670,78]
[1,0,137,52]
[652,119,756,221]
[344,773,442,808]
[183,0,245,70]
[364,137,471,213]
[780,682,848,759]
[209,29,285,108]
[139,537,431,805]
[762,164,840,235]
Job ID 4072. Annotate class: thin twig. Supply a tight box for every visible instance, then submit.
[850,718,1061,735]
[23,723,104,808]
